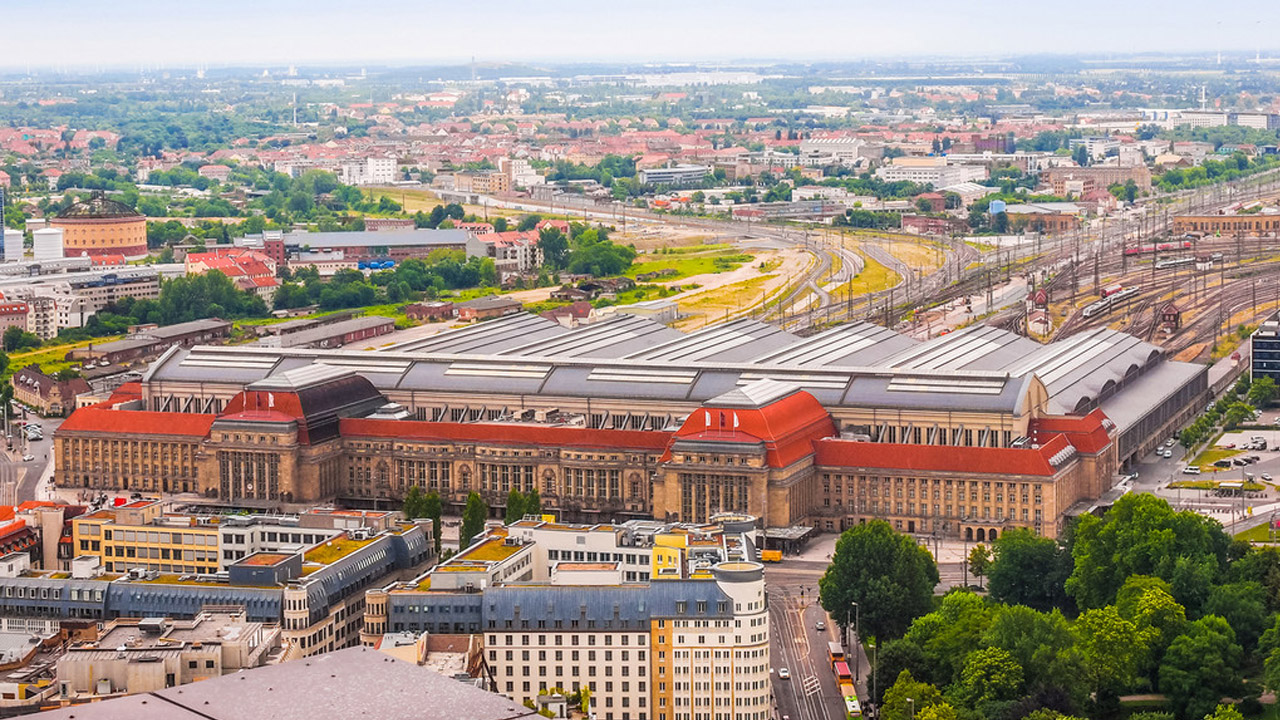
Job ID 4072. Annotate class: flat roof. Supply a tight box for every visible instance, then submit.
[285,228,470,249]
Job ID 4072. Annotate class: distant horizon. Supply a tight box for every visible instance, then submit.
[5,0,1279,71]
[5,51,1280,76]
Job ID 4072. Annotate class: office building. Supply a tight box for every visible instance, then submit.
[638,164,711,186]
[362,514,768,720]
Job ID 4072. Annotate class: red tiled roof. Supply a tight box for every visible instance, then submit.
[108,382,143,405]
[664,390,836,468]
[340,418,671,452]
[814,433,1074,477]
[0,519,27,542]
[60,407,216,438]
[219,410,299,424]
[1029,409,1112,454]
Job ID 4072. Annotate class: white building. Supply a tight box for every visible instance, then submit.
[875,157,986,186]
[639,164,710,186]
[2,230,23,264]
[32,228,64,263]
[799,136,866,163]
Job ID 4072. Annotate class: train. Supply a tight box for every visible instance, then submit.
[1082,285,1141,318]
[1155,257,1196,270]
[1123,241,1193,256]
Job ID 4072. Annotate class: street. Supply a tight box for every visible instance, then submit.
[1,416,62,505]
[767,580,850,720]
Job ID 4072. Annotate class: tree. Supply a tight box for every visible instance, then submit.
[968,544,991,589]
[460,492,488,550]
[902,591,993,685]
[819,520,939,642]
[1248,376,1278,408]
[423,491,443,555]
[403,485,427,518]
[525,488,542,517]
[491,217,509,232]
[1203,705,1244,720]
[957,647,1024,706]
[987,528,1072,611]
[1203,582,1267,650]
[993,211,1009,234]
[1073,606,1154,702]
[2,326,40,352]
[538,227,569,270]
[881,670,949,720]
[981,605,1079,694]
[517,214,542,231]
[1130,585,1189,667]
[1158,616,1243,720]
[1067,494,1229,612]
[505,489,526,525]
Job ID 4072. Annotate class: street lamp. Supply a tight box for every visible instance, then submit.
[847,602,861,684]
[908,698,915,720]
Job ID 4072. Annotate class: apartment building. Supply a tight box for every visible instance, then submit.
[55,610,280,702]
[71,503,344,574]
[362,514,768,720]
[0,522,433,660]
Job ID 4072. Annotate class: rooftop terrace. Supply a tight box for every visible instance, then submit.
[303,536,374,565]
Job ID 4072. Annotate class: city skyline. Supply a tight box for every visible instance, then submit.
[5,0,1279,69]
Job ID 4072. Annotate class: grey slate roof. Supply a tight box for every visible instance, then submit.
[32,645,535,720]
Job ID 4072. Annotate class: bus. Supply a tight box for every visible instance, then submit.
[834,660,852,684]
[840,683,862,719]
[828,642,845,666]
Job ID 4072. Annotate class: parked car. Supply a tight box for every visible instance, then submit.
[1162,449,1173,458]
[1263,474,1274,482]
[815,621,825,631]
[21,455,32,462]
[1183,466,1202,475]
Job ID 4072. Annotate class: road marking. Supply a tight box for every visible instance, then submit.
[803,675,821,696]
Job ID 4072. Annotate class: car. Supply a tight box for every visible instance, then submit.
[20,455,32,462]
[1166,439,1176,448]
[778,668,791,680]
[815,621,826,631]
[1183,466,1202,475]
[1162,449,1173,458]
[1264,474,1274,482]
[1227,444,1237,449]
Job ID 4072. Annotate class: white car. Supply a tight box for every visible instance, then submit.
[1264,474,1274,482]
[778,668,791,680]
[1162,449,1173,458]
[1182,466,1201,475]
[21,455,33,462]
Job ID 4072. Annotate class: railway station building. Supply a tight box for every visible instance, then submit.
[54,314,1208,539]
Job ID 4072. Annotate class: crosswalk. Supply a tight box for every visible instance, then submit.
[802,675,821,697]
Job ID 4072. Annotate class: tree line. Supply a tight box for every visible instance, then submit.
[821,493,1280,720]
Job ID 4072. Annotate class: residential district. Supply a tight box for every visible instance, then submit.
[5,49,1280,720]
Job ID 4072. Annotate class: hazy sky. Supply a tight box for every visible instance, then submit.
[6,0,1277,68]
